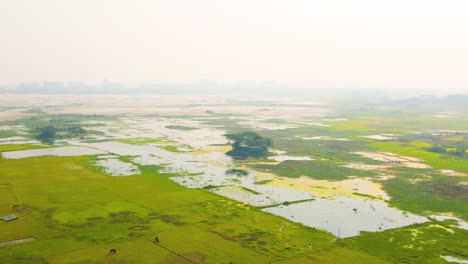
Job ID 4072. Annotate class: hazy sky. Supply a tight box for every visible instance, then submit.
[1,0,468,91]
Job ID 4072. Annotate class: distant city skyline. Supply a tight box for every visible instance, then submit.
[2,0,468,92]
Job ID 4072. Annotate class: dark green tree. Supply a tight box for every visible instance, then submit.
[36,125,57,144]
[427,144,446,153]
[455,142,467,156]
[225,132,272,158]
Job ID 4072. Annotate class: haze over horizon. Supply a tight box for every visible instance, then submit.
[2,0,468,93]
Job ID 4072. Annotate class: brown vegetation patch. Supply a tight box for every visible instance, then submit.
[163,252,204,264]
[151,213,184,226]
[421,181,468,198]
[109,211,134,218]
[87,216,104,221]
[210,230,237,242]
[235,231,265,242]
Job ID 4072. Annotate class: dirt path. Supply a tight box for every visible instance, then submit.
[0,237,36,248]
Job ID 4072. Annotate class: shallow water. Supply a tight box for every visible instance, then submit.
[441,255,468,264]
[431,215,468,231]
[268,155,313,162]
[0,125,27,131]
[0,136,39,145]
[1,146,107,159]
[95,158,140,176]
[212,186,312,207]
[0,140,39,145]
[296,136,349,141]
[70,141,234,182]
[0,136,29,141]
[295,121,330,127]
[237,120,297,130]
[360,135,394,140]
[263,197,428,238]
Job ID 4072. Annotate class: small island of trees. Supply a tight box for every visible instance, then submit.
[35,125,87,144]
[225,131,272,158]
[427,142,467,157]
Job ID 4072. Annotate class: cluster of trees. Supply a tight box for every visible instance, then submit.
[455,144,467,156]
[427,143,467,156]
[35,125,57,144]
[35,125,87,144]
[427,144,447,153]
[225,131,272,158]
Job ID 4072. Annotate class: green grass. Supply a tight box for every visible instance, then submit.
[368,141,468,173]
[382,176,468,221]
[162,145,193,152]
[258,129,384,163]
[252,160,378,181]
[348,221,468,264]
[0,144,50,152]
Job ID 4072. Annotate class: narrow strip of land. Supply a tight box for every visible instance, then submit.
[0,237,36,248]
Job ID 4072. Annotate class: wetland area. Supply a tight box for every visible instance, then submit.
[0,94,467,263]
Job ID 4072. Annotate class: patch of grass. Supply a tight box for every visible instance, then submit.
[259,129,384,163]
[161,145,193,152]
[0,144,50,152]
[255,179,273,185]
[368,141,468,173]
[0,130,23,138]
[352,192,378,200]
[240,187,260,195]
[346,222,468,264]
[252,160,378,181]
[225,168,249,175]
[383,176,468,221]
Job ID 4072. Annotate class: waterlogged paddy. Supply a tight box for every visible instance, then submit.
[263,197,428,238]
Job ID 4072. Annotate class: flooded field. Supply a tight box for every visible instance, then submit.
[263,197,428,238]
[1,94,467,264]
[94,158,140,176]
